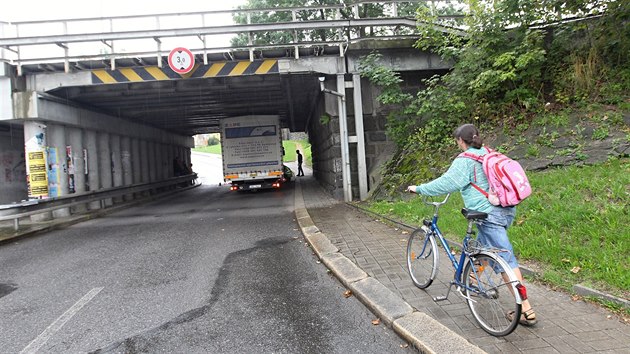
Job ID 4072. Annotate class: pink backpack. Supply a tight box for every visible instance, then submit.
[459,147,532,207]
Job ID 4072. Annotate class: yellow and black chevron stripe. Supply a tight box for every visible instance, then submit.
[92,59,278,84]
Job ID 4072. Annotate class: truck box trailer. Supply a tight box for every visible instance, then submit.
[220,115,285,191]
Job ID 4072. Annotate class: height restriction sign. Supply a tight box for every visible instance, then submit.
[168,47,195,74]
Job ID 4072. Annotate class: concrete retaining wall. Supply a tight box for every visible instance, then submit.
[0,125,27,204]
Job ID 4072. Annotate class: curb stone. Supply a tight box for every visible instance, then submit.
[349,277,413,326]
[394,313,485,354]
[294,180,485,353]
[321,253,368,287]
[573,284,630,309]
[305,231,338,258]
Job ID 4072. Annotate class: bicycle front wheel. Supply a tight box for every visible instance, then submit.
[464,253,521,336]
[406,227,438,289]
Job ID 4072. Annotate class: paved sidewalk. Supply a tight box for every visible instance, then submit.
[297,176,630,353]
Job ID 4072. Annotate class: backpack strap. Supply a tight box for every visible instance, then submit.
[469,182,489,197]
[457,150,489,198]
[458,151,483,162]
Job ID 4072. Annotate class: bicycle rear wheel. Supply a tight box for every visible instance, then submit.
[464,253,521,336]
[406,228,438,289]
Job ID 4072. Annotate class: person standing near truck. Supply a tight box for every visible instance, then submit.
[296,150,305,176]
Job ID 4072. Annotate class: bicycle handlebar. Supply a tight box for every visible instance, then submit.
[422,193,451,206]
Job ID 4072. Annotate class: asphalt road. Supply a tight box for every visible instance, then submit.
[0,153,408,353]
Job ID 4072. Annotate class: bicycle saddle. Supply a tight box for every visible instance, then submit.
[461,208,488,220]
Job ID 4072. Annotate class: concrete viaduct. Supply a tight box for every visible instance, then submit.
[0,4,452,210]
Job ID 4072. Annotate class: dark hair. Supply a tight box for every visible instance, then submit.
[453,124,483,149]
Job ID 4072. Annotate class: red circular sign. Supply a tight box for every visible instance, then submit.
[168,47,195,74]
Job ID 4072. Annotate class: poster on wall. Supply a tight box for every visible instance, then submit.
[66,145,75,193]
[26,150,49,198]
[83,148,89,191]
[47,147,59,198]
[25,124,48,199]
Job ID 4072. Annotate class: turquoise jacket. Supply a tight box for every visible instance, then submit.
[415,147,493,213]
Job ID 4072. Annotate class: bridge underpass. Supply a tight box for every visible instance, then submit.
[0,3,452,213]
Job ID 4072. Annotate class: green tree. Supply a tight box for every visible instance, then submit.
[412,0,629,129]
[359,0,630,197]
[231,0,417,47]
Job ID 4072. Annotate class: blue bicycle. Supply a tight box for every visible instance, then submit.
[406,194,528,336]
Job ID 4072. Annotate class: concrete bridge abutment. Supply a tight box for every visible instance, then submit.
[3,91,194,215]
[300,44,451,202]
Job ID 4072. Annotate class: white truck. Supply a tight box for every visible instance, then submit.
[220,115,286,191]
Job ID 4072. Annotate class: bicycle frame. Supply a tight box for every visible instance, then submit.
[426,209,471,288]
[407,193,526,336]
[421,195,523,302]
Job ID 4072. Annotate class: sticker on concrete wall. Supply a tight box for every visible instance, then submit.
[66,146,75,193]
[47,147,59,198]
[26,150,49,198]
[83,148,88,175]
[25,131,46,151]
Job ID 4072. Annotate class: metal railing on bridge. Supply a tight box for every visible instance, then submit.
[0,1,463,75]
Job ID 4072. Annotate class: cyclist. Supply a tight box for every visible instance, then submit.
[406,123,537,326]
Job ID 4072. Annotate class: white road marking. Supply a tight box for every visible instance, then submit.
[20,287,104,354]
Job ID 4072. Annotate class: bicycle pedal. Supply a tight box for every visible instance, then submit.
[433,295,448,302]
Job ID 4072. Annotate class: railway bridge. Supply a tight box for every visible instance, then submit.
[0,1,454,210]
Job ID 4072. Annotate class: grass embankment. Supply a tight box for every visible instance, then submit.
[193,144,222,154]
[366,158,630,302]
[193,140,312,166]
[282,140,312,166]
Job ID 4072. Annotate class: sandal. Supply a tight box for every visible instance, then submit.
[507,309,538,327]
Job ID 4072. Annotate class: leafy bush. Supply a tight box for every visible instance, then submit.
[359,0,630,197]
[207,136,220,146]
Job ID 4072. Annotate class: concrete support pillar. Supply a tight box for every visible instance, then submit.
[172,145,179,177]
[155,142,161,182]
[48,124,71,217]
[185,147,192,173]
[67,127,87,213]
[24,121,52,221]
[98,132,113,207]
[153,142,161,181]
[110,134,123,203]
[337,74,352,202]
[181,146,189,173]
[85,129,101,210]
[352,73,368,200]
[148,141,157,182]
[131,138,141,184]
[162,143,170,180]
[121,136,133,201]
[140,140,150,183]
[165,144,172,179]
[169,144,175,179]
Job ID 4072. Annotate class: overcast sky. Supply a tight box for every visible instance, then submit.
[1,0,250,60]
[2,0,247,22]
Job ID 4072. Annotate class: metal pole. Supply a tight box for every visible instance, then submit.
[352,73,368,200]
[337,74,352,202]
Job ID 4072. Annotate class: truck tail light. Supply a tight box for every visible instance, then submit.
[230,185,238,191]
[272,182,281,188]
